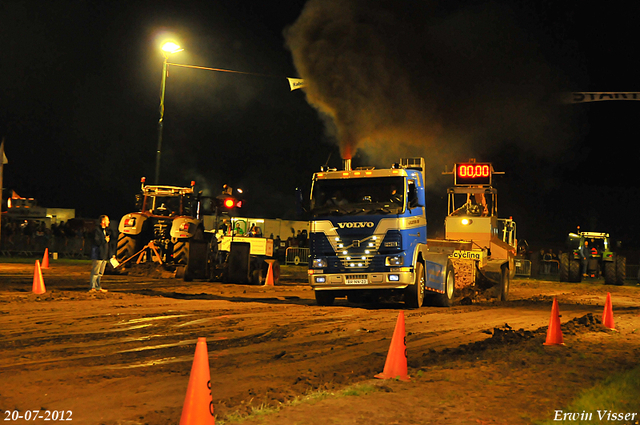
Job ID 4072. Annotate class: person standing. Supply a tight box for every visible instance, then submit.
[580,240,591,278]
[89,215,115,292]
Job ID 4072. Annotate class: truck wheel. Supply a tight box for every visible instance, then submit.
[116,234,138,265]
[432,262,455,307]
[559,253,570,282]
[404,262,425,308]
[499,267,510,301]
[315,290,335,306]
[615,256,626,286]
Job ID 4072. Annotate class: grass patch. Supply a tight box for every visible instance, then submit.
[218,383,379,424]
[534,363,640,424]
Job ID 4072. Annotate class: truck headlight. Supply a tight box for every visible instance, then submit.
[386,255,403,266]
[315,276,327,283]
[312,258,327,268]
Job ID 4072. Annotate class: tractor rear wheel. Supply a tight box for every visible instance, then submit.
[615,256,626,285]
[604,261,615,285]
[173,229,204,282]
[559,253,570,282]
[568,258,582,282]
[499,266,510,301]
[173,240,192,281]
[173,240,189,264]
[116,234,139,265]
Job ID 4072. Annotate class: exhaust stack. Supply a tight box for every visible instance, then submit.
[343,158,352,171]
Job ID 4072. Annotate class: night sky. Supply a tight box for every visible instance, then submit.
[2,0,639,249]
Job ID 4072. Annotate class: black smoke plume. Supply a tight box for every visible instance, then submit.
[284,0,586,174]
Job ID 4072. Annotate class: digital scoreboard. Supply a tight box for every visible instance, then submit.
[454,163,492,186]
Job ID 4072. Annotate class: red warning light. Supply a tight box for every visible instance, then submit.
[224,198,235,208]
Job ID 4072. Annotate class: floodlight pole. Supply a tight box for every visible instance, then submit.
[155,53,169,185]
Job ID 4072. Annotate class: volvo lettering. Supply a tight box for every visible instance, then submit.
[337,222,375,229]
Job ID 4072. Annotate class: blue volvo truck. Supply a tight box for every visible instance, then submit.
[307,157,455,307]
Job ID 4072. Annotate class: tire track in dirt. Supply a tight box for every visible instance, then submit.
[2,263,639,424]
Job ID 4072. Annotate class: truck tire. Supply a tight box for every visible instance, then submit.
[432,262,455,307]
[116,234,139,265]
[404,261,425,308]
[315,290,335,306]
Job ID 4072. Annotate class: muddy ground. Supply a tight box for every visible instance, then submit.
[1,261,639,425]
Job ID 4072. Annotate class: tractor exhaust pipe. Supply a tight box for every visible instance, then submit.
[343,158,351,171]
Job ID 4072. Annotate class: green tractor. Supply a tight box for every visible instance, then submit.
[559,231,626,285]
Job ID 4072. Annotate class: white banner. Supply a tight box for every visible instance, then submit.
[287,78,305,91]
[567,92,640,103]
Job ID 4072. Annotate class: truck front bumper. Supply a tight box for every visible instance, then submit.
[309,268,415,290]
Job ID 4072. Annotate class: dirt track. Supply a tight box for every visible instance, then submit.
[1,262,639,425]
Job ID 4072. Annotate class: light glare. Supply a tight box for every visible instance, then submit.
[161,41,182,53]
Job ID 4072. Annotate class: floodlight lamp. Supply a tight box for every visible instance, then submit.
[161,42,182,54]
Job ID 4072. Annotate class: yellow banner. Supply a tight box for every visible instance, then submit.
[287,78,305,91]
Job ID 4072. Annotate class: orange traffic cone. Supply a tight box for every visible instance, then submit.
[41,248,50,269]
[32,260,46,295]
[180,337,215,425]
[375,311,410,381]
[543,298,564,346]
[602,292,616,330]
[264,260,275,287]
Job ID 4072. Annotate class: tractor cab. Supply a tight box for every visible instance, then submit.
[560,230,625,284]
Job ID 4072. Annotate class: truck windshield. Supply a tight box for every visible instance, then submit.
[310,176,405,217]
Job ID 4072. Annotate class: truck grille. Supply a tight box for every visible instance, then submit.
[311,230,402,272]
